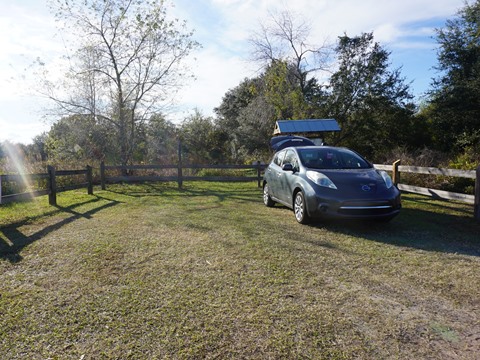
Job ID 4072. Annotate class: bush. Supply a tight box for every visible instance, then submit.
[379,146,478,195]
[196,168,256,178]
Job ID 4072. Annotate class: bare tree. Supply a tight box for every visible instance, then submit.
[249,9,331,95]
[41,0,200,166]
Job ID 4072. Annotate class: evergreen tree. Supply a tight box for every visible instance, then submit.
[325,33,415,159]
[427,0,480,154]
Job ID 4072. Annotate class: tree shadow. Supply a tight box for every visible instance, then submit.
[104,182,262,204]
[0,196,122,263]
[104,182,178,197]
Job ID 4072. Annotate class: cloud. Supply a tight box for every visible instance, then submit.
[0,103,50,144]
[171,46,256,121]
[0,0,466,144]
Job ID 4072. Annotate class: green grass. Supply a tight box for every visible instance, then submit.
[1,182,479,359]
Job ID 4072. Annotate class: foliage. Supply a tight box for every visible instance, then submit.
[45,115,115,163]
[263,60,314,119]
[142,114,178,164]
[324,33,416,159]
[42,0,200,166]
[13,2,480,169]
[215,77,274,162]
[0,141,47,174]
[249,9,331,95]
[179,109,228,164]
[425,0,480,154]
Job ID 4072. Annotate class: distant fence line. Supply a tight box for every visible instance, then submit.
[99,161,267,190]
[1,161,479,221]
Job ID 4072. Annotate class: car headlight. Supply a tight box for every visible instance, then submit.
[306,171,337,189]
[379,170,393,189]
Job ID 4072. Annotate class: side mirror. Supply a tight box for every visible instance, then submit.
[282,163,294,172]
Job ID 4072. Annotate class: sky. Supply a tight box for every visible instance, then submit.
[0,0,466,144]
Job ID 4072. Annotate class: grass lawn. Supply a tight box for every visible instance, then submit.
[1,182,479,359]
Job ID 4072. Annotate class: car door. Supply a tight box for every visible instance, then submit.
[277,149,299,205]
[266,150,286,199]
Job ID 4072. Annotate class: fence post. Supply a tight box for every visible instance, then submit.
[256,161,262,188]
[86,165,93,195]
[0,175,2,205]
[177,140,183,189]
[392,159,401,186]
[100,161,106,190]
[475,165,480,222]
[48,165,57,206]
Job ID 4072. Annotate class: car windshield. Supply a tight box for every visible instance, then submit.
[298,148,372,170]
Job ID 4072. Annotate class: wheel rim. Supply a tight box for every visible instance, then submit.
[294,193,304,222]
[263,185,270,205]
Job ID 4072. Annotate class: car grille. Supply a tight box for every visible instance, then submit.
[338,201,396,216]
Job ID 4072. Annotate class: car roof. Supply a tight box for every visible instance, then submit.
[270,135,315,152]
[282,145,342,151]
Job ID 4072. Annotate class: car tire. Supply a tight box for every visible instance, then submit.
[294,191,310,224]
[263,183,275,207]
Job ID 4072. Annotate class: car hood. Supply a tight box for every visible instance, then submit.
[312,168,390,194]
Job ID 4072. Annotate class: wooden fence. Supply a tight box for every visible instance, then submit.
[0,165,93,206]
[1,161,479,221]
[100,161,266,190]
[374,161,480,221]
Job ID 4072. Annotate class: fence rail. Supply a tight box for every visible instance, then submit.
[374,161,479,221]
[2,161,479,221]
[100,161,266,190]
[0,165,93,206]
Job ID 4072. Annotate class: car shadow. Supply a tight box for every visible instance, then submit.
[0,195,122,263]
[306,205,480,257]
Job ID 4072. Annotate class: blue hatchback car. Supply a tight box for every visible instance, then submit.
[263,145,401,224]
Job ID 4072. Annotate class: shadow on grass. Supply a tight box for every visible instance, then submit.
[0,195,122,263]
[309,201,480,257]
[108,183,480,257]
[104,182,178,197]
[106,182,262,205]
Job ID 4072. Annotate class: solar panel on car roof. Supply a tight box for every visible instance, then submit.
[275,119,340,134]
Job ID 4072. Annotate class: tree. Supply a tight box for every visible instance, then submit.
[263,60,309,119]
[45,115,114,163]
[325,33,415,158]
[43,0,199,167]
[426,0,480,154]
[27,133,49,163]
[215,77,268,161]
[179,110,227,164]
[249,9,331,121]
[249,9,331,96]
[144,114,178,163]
[215,74,277,162]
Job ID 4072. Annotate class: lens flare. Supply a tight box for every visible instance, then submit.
[2,142,33,201]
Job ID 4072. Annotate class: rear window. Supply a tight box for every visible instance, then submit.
[298,148,371,169]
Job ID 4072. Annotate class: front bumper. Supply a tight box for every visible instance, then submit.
[306,190,402,220]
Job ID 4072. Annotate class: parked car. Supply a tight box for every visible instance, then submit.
[263,145,401,224]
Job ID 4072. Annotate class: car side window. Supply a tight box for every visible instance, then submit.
[273,150,286,167]
[283,150,299,170]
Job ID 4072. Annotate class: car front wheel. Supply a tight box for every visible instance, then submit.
[263,183,275,207]
[294,191,310,224]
